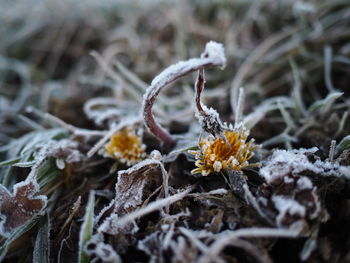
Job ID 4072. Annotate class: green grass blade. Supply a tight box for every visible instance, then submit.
[33,215,50,263]
[0,215,41,261]
[78,191,95,263]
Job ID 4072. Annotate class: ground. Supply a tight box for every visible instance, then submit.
[0,1,349,262]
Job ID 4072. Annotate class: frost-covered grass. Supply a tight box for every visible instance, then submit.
[0,1,350,262]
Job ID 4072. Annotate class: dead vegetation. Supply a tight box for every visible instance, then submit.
[0,1,350,262]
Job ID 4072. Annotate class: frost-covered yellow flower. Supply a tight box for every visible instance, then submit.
[189,128,259,176]
[105,127,146,165]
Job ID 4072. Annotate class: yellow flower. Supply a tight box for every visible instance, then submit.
[105,127,146,165]
[189,128,259,176]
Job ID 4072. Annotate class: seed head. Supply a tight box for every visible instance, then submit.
[189,128,259,176]
[105,127,146,166]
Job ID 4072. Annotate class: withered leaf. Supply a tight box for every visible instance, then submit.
[0,180,47,237]
[114,161,162,215]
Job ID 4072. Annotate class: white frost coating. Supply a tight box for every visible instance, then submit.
[260,147,350,183]
[117,159,159,177]
[101,187,193,232]
[272,196,306,226]
[149,41,226,95]
[284,176,294,183]
[339,166,350,178]
[297,177,313,190]
[95,243,122,263]
[95,199,115,226]
[260,149,318,183]
[197,228,299,263]
[194,104,223,132]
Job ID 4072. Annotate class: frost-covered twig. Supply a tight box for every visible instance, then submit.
[26,107,106,137]
[178,227,209,253]
[197,228,299,263]
[142,41,226,148]
[108,186,193,228]
[194,69,224,137]
[328,140,336,162]
[242,184,274,225]
[234,87,245,128]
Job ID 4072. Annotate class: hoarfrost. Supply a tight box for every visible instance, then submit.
[148,41,226,96]
[297,177,313,190]
[272,195,306,226]
[260,147,350,184]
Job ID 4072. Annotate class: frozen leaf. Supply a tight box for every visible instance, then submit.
[0,179,47,237]
[114,160,162,214]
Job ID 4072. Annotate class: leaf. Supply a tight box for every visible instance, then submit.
[12,160,36,168]
[0,179,47,237]
[78,191,95,263]
[33,215,50,263]
[114,160,162,214]
[0,157,21,167]
[308,91,343,114]
[1,128,66,186]
[0,215,41,261]
[335,135,350,156]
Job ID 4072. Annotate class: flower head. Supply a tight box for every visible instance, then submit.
[189,128,259,176]
[105,127,146,165]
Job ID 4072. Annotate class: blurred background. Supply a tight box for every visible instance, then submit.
[1,0,350,148]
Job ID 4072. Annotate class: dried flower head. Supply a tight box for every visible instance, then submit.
[105,126,146,165]
[189,128,259,176]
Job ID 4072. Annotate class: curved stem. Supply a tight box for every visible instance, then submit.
[142,41,226,149]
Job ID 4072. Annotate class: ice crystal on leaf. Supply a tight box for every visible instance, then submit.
[189,128,259,176]
[104,126,146,165]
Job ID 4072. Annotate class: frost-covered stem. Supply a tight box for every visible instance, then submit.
[178,227,209,252]
[198,228,299,263]
[234,87,245,128]
[114,186,193,227]
[44,112,76,132]
[45,113,106,137]
[328,140,336,162]
[194,68,225,137]
[142,41,226,148]
[243,184,274,225]
[195,69,206,116]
